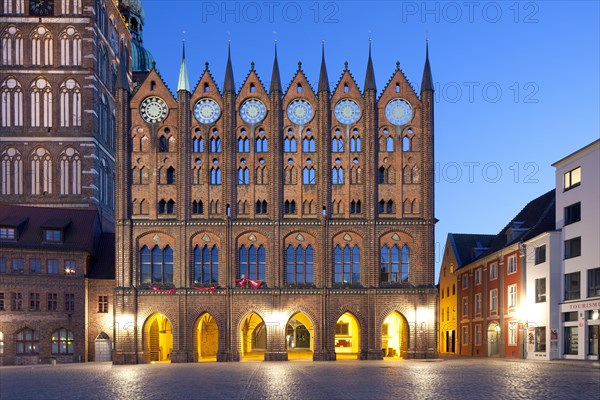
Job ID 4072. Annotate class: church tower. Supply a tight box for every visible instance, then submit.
[0,0,131,230]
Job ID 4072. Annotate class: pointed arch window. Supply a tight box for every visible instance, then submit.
[192,200,204,214]
[380,244,401,283]
[165,166,176,184]
[59,26,81,66]
[238,137,249,153]
[210,166,221,185]
[332,137,344,153]
[302,137,315,153]
[401,245,410,283]
[193,244,218,284]
[59,147,81,195]
[239,244,266,281]
[2,26,23,65]
[284,200,296,214]
[30,148,52,195]
[210,137,221,153]
[255,200,268,215]
[62,0,82,15]
[350,200,361,214]
[334,244,360,284]
[1,77,23,127]
[350,136,361,152]
[332,167,344,185]
[238,167,249,184]
[59,79,81,127]
[286,244,313,284]
[31,26,53,66]
[403,136,411,152]
[302,167,315,185]
[256,136,268,153]
[1,147,23,195]
[30,78,52,128]
[386,136,394,152]
[193,137,204,153]
[140,245,174,285]
[284,137,296,153]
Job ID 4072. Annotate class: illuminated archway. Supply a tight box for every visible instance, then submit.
[194,313,218,362]
[382,311,409,359]
[488,322,500,357]
[240,312,265,360]
[286,312,314,360]
[143,313,172,363]
[335,312,360,360]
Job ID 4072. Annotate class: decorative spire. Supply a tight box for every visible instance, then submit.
[223,40,235,93]
[421,39,434,93]
[177,36,190,92]
[318,40,330,93]
[269,41,282,93]
[364,38,376,92]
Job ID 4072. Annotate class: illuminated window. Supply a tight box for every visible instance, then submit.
[563,166,581,191]
[44,229,61,242]
[508,321,518,346]
[0,227,15,240]
[51,328,73,354]
[98,295,108,313]
[64,260,75,275]
[508,284,517,309]
[16,328,38,354]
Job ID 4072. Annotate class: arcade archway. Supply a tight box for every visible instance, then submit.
[194,313,218,362]
[381,311,409,359]
[286,312,314,360]
[240,312,266,360]
[143,313,172,362]
[335,312,360,360]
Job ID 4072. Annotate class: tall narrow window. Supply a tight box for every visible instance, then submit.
[303,167,315,184]
[193,244,218,284]
[1,147,23,195]
[2,26,24,65]
[239,244,266,281]
[30,147,52,195]
[59,27,81,66]
[1,77,23,127]
[30,78,52,127]
[380,244,401,283]
[140,245,173,285]
[59,147,81,195]
[334,244,360,284]
[31,26,53,66]
[59,79,81,127]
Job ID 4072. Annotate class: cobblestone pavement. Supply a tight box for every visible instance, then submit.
[1,359,599,400]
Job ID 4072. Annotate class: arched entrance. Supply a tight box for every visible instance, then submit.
[382,312,409,359]
[286,312,314,360]
[194,313,218,362]
[240,312,265,360]
[94,332,111,362]
[488,322,500,357]
[143,313,173,362]
[335,312,360,360]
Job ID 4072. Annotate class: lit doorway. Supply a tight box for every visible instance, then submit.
[445,330,456,353]
[195,313,218,362]
[488,322,500,357]
[381,312,409,359]
[335,312,360,360]
[286,313,313,360]
[144,313,173,362]
[240,312,266,360]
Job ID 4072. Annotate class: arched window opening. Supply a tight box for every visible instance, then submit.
[193,244,218,284]
[140,245,174,284]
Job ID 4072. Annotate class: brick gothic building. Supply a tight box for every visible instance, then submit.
[113,36,438,363]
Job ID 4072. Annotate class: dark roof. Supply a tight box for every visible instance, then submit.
[88,233,115,280]
[0,216,28,227]
[0,205,99,254]
[421,41,433,92]
[223,43,235,92]
[318,42,330,93]
[269,43,282,93]
[449,233,495,269]
[363,41,376,92]
[478,189,556,260]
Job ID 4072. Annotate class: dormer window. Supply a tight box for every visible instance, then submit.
[45,230,62,242]
[0,227,16,240]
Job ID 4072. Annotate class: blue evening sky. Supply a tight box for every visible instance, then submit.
[139,1,600,281]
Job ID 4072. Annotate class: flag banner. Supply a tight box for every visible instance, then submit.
[235,276,263,289]
[148,285,176,295]
[191,286,217,293]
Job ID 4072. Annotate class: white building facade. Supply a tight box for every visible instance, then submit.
[554,140,600,360]
[523,230,561,360]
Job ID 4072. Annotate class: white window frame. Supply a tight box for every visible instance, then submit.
[475,324,482,346]
[475,293,482,316]
[507,255,517,274]
[508,321,518,346]
[508,284,517,309]
[489,262,498,280]
[490,288,498,314]
[475,268,481,285]
[462,326,468,345]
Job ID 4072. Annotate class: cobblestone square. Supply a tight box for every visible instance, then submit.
[1,359,598,400]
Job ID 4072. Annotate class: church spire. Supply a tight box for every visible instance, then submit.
[177,39,190,92]
[269,41,282,93]
[364,38,376,92]
[421,39,434,93]
[223,41,235,93]
[318,40,330,93]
